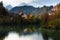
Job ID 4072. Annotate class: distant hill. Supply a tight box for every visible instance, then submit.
[10,5,53,15]
[31,6,53,15]
[6,5,13,10]
[10,5,36,14]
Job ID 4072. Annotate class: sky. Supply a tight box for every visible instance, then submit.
[0,0,60,7]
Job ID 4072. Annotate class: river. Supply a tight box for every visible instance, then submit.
[0,25,59,40]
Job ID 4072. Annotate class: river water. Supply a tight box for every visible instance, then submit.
[3,31,53,40]
[0,25,60,40]
[4,32,43,40]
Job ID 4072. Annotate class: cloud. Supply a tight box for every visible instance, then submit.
[0,0,33,7]
[33,0,60,6]
[0,0,60,7]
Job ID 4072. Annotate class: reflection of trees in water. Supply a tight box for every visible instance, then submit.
[0,25,40,40]
[52,31,60,40]
[0,25,60,40]
[0,31,8,40]
[41,29,60,40]
[42,32,48,40]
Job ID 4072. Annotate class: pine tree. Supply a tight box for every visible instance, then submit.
[0,1,8,16]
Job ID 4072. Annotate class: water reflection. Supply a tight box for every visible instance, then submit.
[4,32,43,40]
[0,31,8,40]
[0,25,60,40]
[40,28,60,40]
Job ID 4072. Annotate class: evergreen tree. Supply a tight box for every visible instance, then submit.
[0,1,8,16]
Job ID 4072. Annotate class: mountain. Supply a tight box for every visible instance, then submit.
[10,5,53,15]
[10,5,36,14]
[6,5,13,10]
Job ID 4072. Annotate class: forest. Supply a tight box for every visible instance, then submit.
[0,2,60,29]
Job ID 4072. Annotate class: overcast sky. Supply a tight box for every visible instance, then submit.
[0,0,60,7]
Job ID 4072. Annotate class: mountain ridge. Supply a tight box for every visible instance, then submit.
[10,5,53,15]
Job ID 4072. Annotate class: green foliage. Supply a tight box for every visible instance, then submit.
[48,19,60,29]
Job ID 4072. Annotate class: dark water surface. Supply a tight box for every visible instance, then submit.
[0,25,59,40]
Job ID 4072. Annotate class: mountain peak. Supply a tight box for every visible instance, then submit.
[6,5,13,10]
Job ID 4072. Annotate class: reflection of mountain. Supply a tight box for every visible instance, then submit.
[6,5,13,10]
[10,5,53,15]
